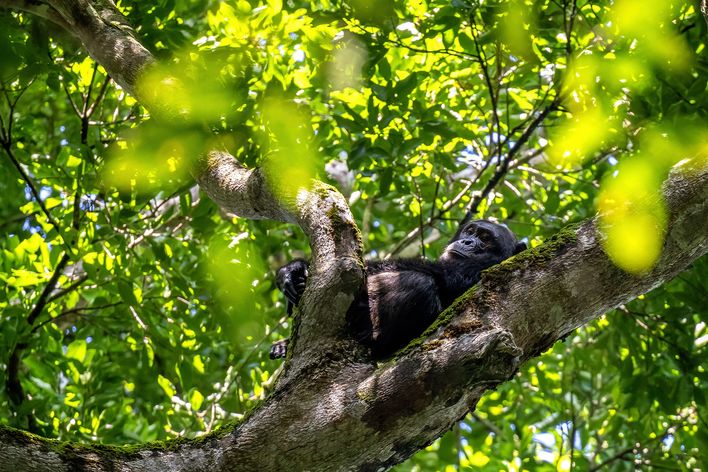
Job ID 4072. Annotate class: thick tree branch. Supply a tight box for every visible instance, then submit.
[0,158,705,472]
[1,1,707,471]
[195,151,365,377]
[46,0,152,96]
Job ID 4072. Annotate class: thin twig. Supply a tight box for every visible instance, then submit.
[412,177,426,257]
[86,76,112,117]
[62,82,82,117]
[47,273,90,303]
[461,97,560,225]
[470,15,500,158]
[31,301,123,333]
[81,63,99,115]
[1,143,64,235]
[27,254,71,325]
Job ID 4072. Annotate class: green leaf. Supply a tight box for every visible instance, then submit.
[189,389,204,410]
[117,280,139,306]
[157,375,176,398]
[66,340,87,363]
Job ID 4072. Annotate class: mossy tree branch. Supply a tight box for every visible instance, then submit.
[0,158,705,472]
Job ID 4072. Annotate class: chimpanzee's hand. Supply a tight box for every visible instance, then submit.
[276,259,309,314]
[269,338,289,359]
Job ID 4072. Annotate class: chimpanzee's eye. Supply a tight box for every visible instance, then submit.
[479,232,492,243]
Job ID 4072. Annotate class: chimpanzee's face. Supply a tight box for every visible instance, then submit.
[440,220,525,264]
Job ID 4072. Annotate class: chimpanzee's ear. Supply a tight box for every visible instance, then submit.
[514,241,527,255]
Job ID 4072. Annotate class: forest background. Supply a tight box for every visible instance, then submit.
[0,0,707,470]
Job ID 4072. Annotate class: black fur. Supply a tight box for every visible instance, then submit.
[271,220,526,359]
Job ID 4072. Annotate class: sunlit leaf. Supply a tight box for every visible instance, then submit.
[66,340,87,363]
[260,97,320,201]
[499,0,538,63]
[189,389,204,410]
[598,158,667,274]
[157,374,176,398]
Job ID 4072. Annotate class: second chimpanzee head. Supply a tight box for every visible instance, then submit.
[440,220,527,266]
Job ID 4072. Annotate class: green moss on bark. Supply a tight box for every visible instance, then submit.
[480,222,580,286]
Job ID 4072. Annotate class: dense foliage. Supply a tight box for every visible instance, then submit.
[0,0,706,470]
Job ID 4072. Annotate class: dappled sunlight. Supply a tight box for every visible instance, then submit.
[610,0,691,70]
[500,0,537,63]
[260,97,320,201]
[327,36,367,91]
[206,234,266,345]
[598,124,706,273]
[103,121,202,191]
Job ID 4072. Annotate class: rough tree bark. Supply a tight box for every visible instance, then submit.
[0,1,707,471]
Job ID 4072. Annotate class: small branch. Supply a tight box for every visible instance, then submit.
[568,386,577,470]
[82,62,99,116]
[31,301,123,333]
[27,254,71,326]
[86,75,112,117]
[62,81,83,118]
[429,172,443,223]
[46,273,89,303]
[1,143,64,236]
[6,252,70,431]
[412,177,426,257]
[470,16,501,158]
[461,97,560,225]
[471,412,502,436]
[379,23,474,61]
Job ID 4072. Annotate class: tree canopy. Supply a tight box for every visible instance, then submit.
[0,0,706,471]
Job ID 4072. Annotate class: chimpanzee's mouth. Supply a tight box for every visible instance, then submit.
[448,248,475,257]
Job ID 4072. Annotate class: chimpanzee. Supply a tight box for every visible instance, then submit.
[271,220,526,359]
